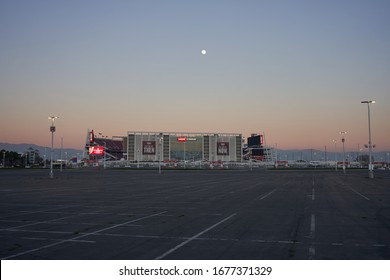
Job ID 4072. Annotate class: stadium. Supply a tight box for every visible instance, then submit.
[127,131,243,163]
[84,129,276,167]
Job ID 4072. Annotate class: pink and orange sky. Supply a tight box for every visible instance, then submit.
[1,0,389,152]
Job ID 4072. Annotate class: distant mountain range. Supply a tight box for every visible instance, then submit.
[0,143,83,160]
[1,142,388,162]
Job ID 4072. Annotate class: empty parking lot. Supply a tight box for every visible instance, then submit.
[1,168,390,259]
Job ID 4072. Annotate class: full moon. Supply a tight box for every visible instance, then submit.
[201,49,207,55]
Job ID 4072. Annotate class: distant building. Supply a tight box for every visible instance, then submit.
[243,133,273,161]
[84,129,126,161]
[127,131,242,162]
[84,129,278,164]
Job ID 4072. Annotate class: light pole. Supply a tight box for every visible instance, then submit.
[103,141,106,169]
[137,149,140,168]
[332,140,338,171]
[48,116,59,179]
[340,132,347,173]
[361,100,375,178]
[44,148,47,168]
[250,148,253,171]
[60,137,63,172]
[158,133,163,174]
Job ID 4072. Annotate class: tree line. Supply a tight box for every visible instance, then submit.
[0,148,44,168]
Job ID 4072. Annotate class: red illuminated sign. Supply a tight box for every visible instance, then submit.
[177,137,187,142]
[88,146,104,155]
[89,130,95,143]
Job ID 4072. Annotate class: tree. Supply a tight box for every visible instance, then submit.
[0,149,23,167]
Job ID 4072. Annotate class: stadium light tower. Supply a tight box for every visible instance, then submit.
[339,132,347,173]
[158,133,163,174]
[332,140,338,171]
[48,116,59,179]
[103,141,106,169]
[361,100,375,178]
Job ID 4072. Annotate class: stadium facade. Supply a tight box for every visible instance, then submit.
[127,131,243,162]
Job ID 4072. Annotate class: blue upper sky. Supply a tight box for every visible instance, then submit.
[1,0,389,150]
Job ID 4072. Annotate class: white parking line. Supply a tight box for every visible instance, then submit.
[6,215,74,230]
[0,206,75,219]
[372,244,386,247]
[21,237,96,243]
[6,229,74,235]
[155,213,237,260]
[311,175,316,201]
[309,214,316,259]
[3,211,167,260]
[257,189,277,200]
[310,214,315,237]
[349,187,370,201]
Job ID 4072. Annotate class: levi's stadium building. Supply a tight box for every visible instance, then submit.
[127,131,243,163]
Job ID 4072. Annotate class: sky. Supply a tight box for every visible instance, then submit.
[0,0,389,152]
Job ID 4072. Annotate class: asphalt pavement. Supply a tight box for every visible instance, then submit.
[1,168,389,260]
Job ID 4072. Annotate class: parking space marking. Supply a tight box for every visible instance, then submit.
[21,237,96,243]
[349,187,370,201]
[310,214,315,236]
[257,189,277,200]
[5,215,76,230]
[0,205,77,219]
[6,229,74,235]
[155,213,237,260]
[2,170,390,260]
[3,211,167,260]
[311,175,316,201]
[309,214,316,259]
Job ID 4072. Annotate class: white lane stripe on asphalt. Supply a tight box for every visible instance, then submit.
[309,214,316,259]
[155,213,237,260]
[6,215,76,230]
[349,187,370,201]
[312,175,315,201]
[257,189,277,200]
[2,211,167,260]
[310,214,315,237]
[309,247,315,258]
[21,237,96,243]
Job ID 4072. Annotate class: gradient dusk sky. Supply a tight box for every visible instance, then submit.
[1,0,389,151]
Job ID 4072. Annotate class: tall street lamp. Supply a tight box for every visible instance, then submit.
[332,140,338,171]
[48,116,59,179]
[339,132,347,173]
[158,133,163,174]
[361,100,375,178]
[103,141,106,169]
